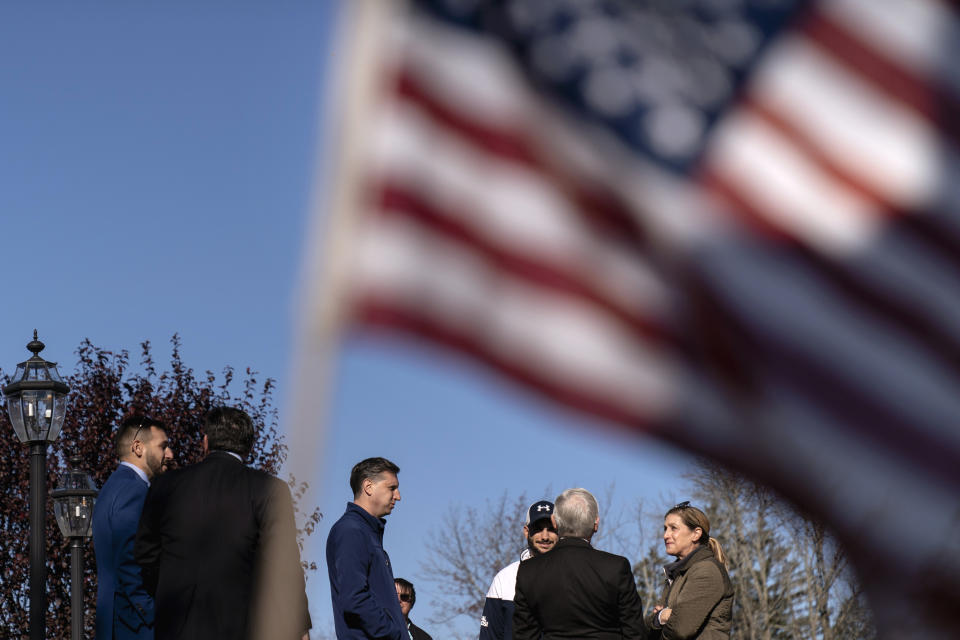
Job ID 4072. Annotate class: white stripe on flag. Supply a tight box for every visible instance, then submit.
[391,8,536,129]
[753,34,940,209]
[394,7,723,251]
[706,109,880,253]
[351,213,678,417]
[825,0,960,96]
[370,102,672,317]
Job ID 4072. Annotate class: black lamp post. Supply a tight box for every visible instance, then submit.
[52,457,97,640]
[2,331,70,640]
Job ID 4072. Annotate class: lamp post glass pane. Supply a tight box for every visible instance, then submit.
[52,463,97,539]
[9,391,59,442]
[3,354,70,444]
[53,495,95,538]
[49,393,67,441]
[5,395,29,442]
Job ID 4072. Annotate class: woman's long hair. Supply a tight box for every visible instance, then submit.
[666,502,727,566]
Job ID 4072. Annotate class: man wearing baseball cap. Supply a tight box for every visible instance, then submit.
[478,500,558,639]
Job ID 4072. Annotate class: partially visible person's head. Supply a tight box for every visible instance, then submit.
[553,488,599,539]
[394,577,416,619]
[663,501,726,564]
[523,500,558,555]
[351,457,401,518]
[116,415,173,479]
[203,407,255,458]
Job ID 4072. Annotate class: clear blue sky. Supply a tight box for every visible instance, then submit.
[1,3,693,636]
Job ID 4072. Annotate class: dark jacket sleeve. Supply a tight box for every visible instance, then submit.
[616,556,648,639]
[644,581,669,636]
[408,619,433,640]
[113,482,154,627]
[511,565,540,640]
[479,594,513,640]
[250,477,312,638]
[661,561,727,640]
[133,481,163,600]
[327,524,405,640]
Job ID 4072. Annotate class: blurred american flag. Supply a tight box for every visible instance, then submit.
[312,1,960,635]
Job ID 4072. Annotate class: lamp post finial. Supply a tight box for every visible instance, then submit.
[27,331,44,357]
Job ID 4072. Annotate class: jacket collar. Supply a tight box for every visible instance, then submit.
[663,544,712,582]
[557,536,593,550]
[118,461,150,486]
[345,501,387,535]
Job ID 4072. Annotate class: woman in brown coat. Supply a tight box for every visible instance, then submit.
[646,502,733,639]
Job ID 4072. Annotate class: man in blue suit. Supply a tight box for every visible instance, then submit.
[93,416,173,640]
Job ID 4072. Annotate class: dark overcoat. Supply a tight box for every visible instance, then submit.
[135,451,310,640]
[513,536,648,639]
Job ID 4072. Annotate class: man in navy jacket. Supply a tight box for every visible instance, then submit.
[326,457,406,640]
[93,416,172,640]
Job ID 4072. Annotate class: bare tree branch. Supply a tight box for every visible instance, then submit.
[418,491,532,629]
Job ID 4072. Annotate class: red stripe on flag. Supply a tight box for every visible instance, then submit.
[743,96,905,218]
[696,167,800,243]
[392,68,654,250]
[701,163,960,386]
[393,68,538,167]
[685,250,960,489]
[350,296,661,429]
[374,181,681,347]
[801,9,960,142]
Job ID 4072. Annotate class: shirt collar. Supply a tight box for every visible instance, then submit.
[210,450,243,462]
[120,461,150,486]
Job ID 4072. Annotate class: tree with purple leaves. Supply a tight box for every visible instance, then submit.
[0,335,320,639]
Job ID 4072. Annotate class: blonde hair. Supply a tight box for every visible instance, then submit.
[666,502,727,566]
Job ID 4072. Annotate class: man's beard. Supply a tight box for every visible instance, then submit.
[527,537,544,557]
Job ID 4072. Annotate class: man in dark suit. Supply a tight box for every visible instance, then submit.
[93,415,173,640]
[513,488,648,640]
[134,407,311,640]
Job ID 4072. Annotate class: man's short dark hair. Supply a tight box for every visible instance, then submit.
[116,415,165,458]
[394,577,416,607]
[204,407,255,458]
[349,457,400,498]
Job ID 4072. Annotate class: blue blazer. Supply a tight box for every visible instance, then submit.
[93,464,154,640]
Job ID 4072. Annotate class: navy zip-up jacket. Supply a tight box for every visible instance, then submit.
[326,502,405,640]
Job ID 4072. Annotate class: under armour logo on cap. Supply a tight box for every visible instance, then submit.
[526,500,554,525]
